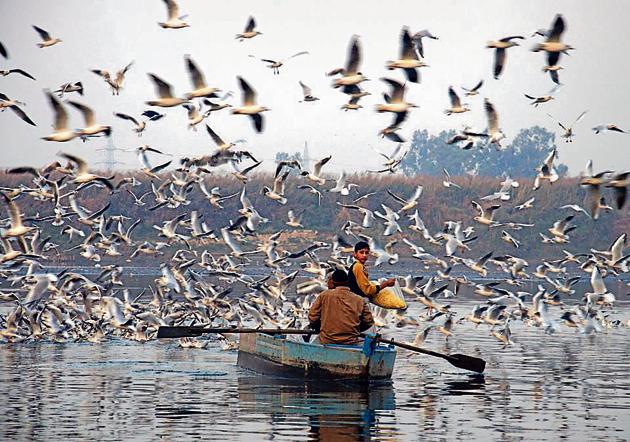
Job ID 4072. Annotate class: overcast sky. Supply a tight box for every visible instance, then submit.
[1,0,629,176]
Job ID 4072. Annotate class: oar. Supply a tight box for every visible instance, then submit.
[157,326,318,339]
[373,336,486,374]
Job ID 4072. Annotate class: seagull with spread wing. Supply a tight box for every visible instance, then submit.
[250,51,309,75]
[232,76,269,133]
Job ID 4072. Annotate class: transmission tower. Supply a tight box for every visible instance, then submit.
[95,136,125,172]
[302,141,311,171]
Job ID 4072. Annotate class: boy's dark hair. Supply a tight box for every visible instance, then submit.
[354,241,370,252]
[330,269,349,284]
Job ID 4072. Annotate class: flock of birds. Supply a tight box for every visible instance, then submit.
[0,4,629,352]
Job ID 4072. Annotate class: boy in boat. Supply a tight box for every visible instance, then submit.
[308,269,374,345]
[348,241,396,300]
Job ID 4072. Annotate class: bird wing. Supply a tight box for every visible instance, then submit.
[205,124,226,147]
[148,73,174,99]
[237,76,257,106]
[286,51,309,61]
[150,160,172,174]
[484,99,499,132]
[114,112,139,126]
[0,192,23,228]
[46,91,68,130]
[92,69,111,81]
[345,36,361,75]
[572,110,588,128]
[471,200,484,216]
[476,250,494,267]
[590,267,606,294]
[448,87,461,108]
[241,160,262,175]
[547,14,565,42]
[471,80,483,92]
[59,152,88,175]
[0,41,7,59]
[273,172,289,194]
[250,114,263,133]
[185,55,206,89]
[313,155,332,176]
[10,105,36,126]
[244,16,256,33]
[386,189,407,204]
[164,0,178,20]
[493,48,506,79]
[299,81,312,97]
[400,27,418,60]
[10,69,36,80]
[409,185,424,203]
[412,35,425,58]
[382,78,405,103]
[116,61,133,83]
[67,101,95,126]
[32,25,51,41]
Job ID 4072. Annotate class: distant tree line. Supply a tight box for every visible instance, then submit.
[401,126,568,178]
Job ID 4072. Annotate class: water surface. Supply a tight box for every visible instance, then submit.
[1,298,629,441]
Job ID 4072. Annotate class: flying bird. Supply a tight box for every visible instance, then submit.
[546,111,587,142]
[67,100,112,139]
[232,76,269,133]
[532,15,574,67]
[483,98,505,148]
[410,29,438,58]
[0,68,36,81]
[91,61,133,95]
[54,81,83,98]
[486,36,523,79]
[145,73,189,107]
[32,25,61,48]
[184,55,220,99]
[445,87,469,115]
[298,81,319,102]
[0,93,36,126]
[592,124,627,135]
[158,0,190,29]
[462,80,484,97]
[236,16,262,40]
[249,51,309,75]
[385,27,427,83]
[329,36,368,93]
[42,91,77,142]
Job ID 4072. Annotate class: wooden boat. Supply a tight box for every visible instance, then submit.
[237,333,396,381]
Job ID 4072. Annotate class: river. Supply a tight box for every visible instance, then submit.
[1,296,629,441]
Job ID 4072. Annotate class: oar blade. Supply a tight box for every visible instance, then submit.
[157,326,205,339]
[447,353,486,374]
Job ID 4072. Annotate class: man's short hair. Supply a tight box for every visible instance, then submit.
[354,241,370,252]
[330,269,349,284]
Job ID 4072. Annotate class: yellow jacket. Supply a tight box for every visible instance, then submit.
[348,261,380,298]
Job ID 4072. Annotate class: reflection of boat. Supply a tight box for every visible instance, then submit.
[237,374,396,440]
[237,375,396,416]
[237,333,396,381]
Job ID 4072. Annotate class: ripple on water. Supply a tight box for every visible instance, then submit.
[1,299,629,440]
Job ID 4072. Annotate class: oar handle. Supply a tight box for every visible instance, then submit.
[156,326,318,338]
[377,337,448,360]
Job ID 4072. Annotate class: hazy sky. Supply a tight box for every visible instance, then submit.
[1,0,629,175]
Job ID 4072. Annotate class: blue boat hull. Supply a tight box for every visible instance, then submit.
[237,333,396,381]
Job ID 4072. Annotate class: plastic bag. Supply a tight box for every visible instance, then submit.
[370,281,407,310]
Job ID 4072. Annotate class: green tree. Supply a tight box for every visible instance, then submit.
[401,126,567,178]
